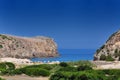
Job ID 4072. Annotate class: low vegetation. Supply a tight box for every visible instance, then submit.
[114,49,120,58]
[0,45,3,48]
[0,61,120,80]
[0,34,11,40]
[100,54,114,61]
[0,78,5,80]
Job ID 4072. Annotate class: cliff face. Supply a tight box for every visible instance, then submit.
[94,30,120,61]
[0,34,58,58]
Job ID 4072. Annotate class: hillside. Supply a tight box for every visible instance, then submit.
[94,30,120,61]
[0,34,58,58]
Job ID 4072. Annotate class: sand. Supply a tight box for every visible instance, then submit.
[1,58,120,69]
[0,58,51,80]
[0,57,60,68]
[92,61,120,69]
[2,58,120,80]
[0,75,49,80]
[0,57,32,64]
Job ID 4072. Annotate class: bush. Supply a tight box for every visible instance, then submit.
[50,72,68,80]
[24,64,55,70]
[25,68,50,76]
[68,61,94,67]
[0,63,6,70]
[77,74,89,80]
[59,66,77,72]
[77,65,92,71]
[12,69,23,75]
[106,55,114,61]
[0,45,3,48]
[100,54,115,61]
[0,62,15,70]
[0,62,15,75]
[5,62,15,70]
[50,71,107,80]
[0,34,10,40]
[59,62,68,67]
[100,54,106,60]
[0,77,5,80]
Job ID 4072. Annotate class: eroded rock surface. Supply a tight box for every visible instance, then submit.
[0,34,58,58]
[94,30,120,61]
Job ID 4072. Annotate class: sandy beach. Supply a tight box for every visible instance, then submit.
[0,57,60,68]
[1,58,120,80]
[1,57,120,69]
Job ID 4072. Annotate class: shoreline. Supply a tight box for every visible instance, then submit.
[0,57,60,68]
[1,57,120,69]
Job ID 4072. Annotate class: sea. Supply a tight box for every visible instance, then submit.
[31,49,96,62]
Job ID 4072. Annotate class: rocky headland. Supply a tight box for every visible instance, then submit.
[94,30,120,61]
[0,34,58,59]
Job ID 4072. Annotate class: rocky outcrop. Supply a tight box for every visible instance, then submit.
[94,30,120,61]
[0,34,58,58]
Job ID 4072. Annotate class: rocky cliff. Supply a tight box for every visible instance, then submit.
[94,30,120,61]
[0,34,58,58]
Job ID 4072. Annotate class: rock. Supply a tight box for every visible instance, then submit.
[94,30,120,61]
[0,34,58,58]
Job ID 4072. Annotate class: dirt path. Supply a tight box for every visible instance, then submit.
[0,75,49,80]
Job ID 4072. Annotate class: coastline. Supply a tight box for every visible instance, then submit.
[1,57,120,69]
[1,58,120,80]
[0,57,60,68]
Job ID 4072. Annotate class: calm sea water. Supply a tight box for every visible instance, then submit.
[31,49,96,62]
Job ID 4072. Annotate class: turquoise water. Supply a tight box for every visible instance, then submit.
[31,49,96,62]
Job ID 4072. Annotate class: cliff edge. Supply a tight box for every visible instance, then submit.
[94,30,120,61]
[0,34,58,58]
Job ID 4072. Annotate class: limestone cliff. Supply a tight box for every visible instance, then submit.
[94,30,120,61]
[0,34,58,58]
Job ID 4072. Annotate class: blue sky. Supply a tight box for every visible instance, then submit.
[0,0,120,49]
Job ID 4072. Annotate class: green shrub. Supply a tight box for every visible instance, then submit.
[24,64,55,70]
[12,69,22,75]
[0,77,5,80]
[1,70,9,75]
[50,72,68,80]
[0,45,3,48]
[0,62,15,71]
[100,54,115,61]
[77,65,92,71]
[0,63,6,70]
[19,64,56,75]
[59,66,77,72]
[5,62,15,70]
[59,62,68,67]
[25,68,50,76]
[0,62,15,75]
[78,74,88,80]
[102,69,120,75]
[106,55,114,61]
[50,71,107,80]
[100,54,106,60]
[18,67,26,73]
[0,34,10,40]
[68,61,94,67]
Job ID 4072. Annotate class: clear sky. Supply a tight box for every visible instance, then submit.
[0,0,120,49]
